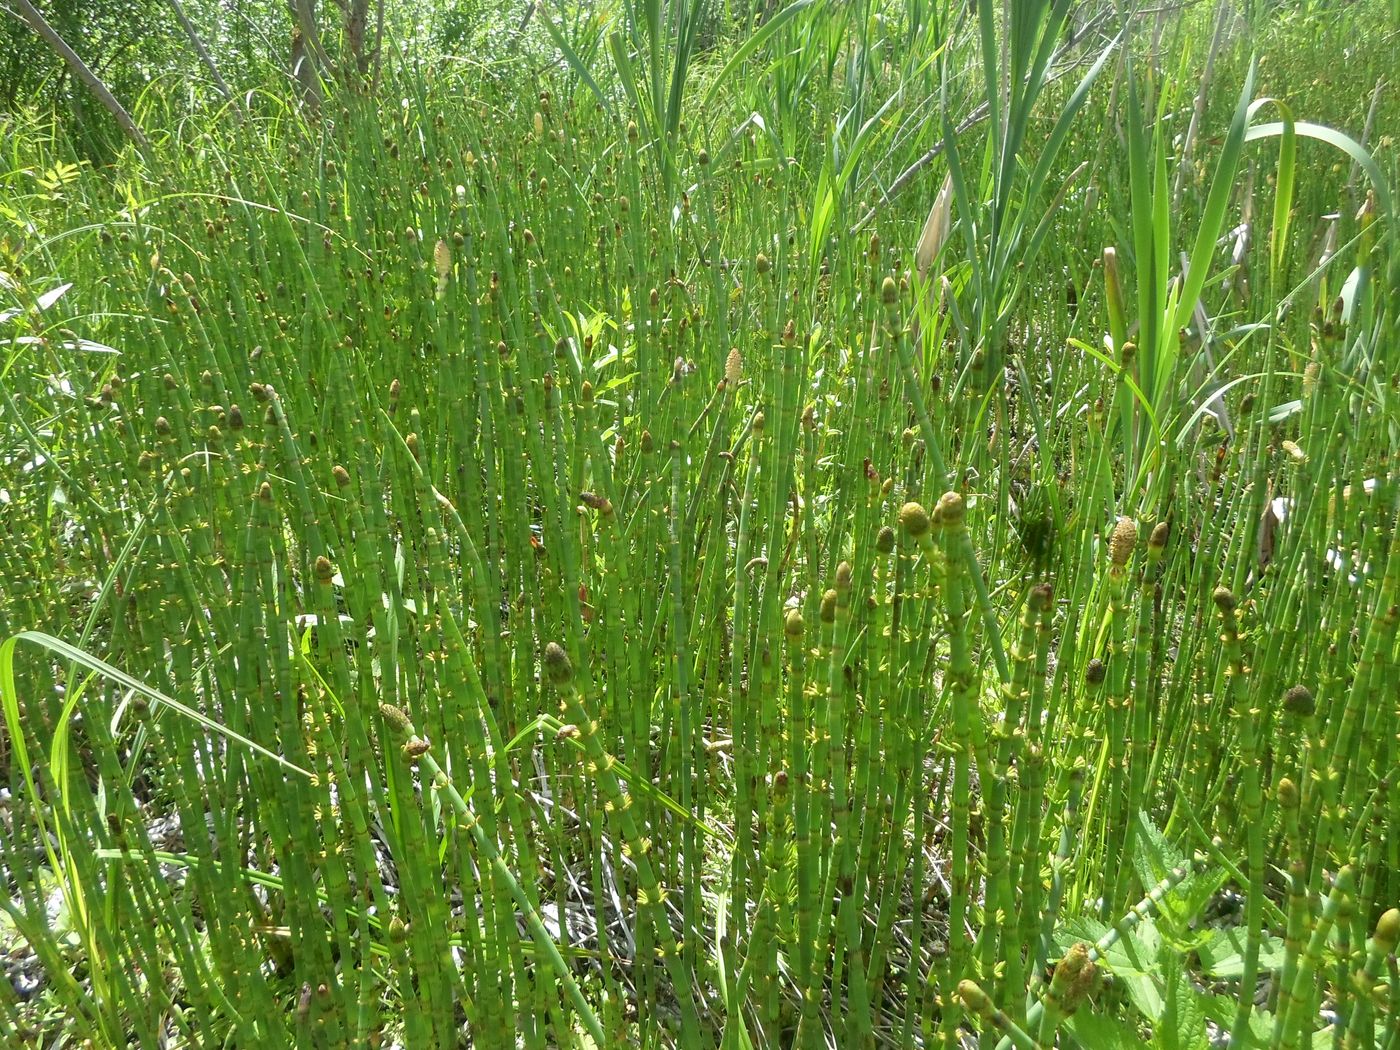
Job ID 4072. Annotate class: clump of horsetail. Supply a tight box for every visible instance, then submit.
[3,16,1397,1049]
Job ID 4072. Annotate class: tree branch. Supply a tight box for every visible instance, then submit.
[7,0,152,157]
[165,0,239,106]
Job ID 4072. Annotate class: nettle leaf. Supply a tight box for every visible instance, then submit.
[1054,916,1110,956]
[1118,915,1162,969]
[1154,958,1209,1050]
[1132,811,1185,887]
[1114,974,1170,1030]
[1066,1008,1145,1049]
[1118,963,1166,1023]
[1197,927,1287,978]
[1131,812,1226,938]
[1061,916,1163,1022]
[1165,869,1229,938]
[1203,994,1273,1049]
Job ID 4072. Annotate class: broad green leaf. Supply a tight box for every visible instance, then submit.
[1061,915,1164,1022]
[1203,994,1274,1049]
[1066,1009,1147,1049]
[1197,927,1287,978]
[1132,812,1186,887]
[1155,958,1210,1050]
[1130,812,1226,937]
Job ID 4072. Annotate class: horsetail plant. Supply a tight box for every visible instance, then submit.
[1,3,1397,1048]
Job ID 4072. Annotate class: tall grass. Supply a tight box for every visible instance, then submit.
[1,1,1398,1047]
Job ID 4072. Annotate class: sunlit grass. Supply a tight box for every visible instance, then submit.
[1,2,1397,1047]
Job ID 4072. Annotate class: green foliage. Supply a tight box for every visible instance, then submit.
[0,0,178,148]
[1056,818,1364,1050]
[1,1,1398,1047]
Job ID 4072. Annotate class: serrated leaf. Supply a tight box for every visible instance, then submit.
[1197,927,1287,978]
[1066,1008,1147,1049]
[1202,993,1273,1049]
[1130,811,1225,939]
[1055,916,1111,955]
[1062,915,1164,1022]
[1154,961,1209,1050]
[1160,867,1229,937]
[1060,915,1162,973]
[1123,973,1167,1027]
[1132,812,1186,887]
